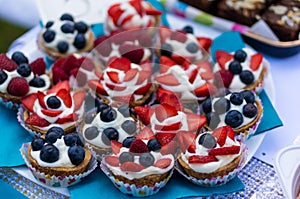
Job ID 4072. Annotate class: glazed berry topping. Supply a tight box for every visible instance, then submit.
[45,127,64,143]
[46,96,61,109]
[182,25,194,34]
[0,70,8,84]
[121,120,136,135]
[147,138,161,151]
[61,23,74,34]
[31,138,45,151]
[43,30,56,43]
[64,133,82,146]
[45,21,54,29]
[100,107,117,122]
[74,21,88,33]
[57,41,69,53]
[213,98,231,114]
[97,102,109,112]
[17,63,31,77]
[11,51,28,65]
[234,50,247,62]
[73,33,86,49]
[118,106,131,117]
[243,103,258,118]
[206,112,220,129]
[122,136,136,148]
[102,127,119,145]
[60,13,74,22]
[225,110,244,128]
[40,144,59,163]
[186,42,199,53]
[241,90,255,104]
[84,126,99,140]
[160,43,173,57]
[198,133,216,149]
[230,92,244,105]
[139,153,155,167]
[29,77,46,88]
[202,98,212,114]
[229,60,242,74]
[119,152,134,164]
[68,145,85,166]
[240,70,254,85]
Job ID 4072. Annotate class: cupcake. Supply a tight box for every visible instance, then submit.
[177,126,246,186]
[213,48,267,93]
[101,126,174,197]
[38,13,94,59]
[0,52,50,108]
[20,127,96,187]
[20,81,86,135]
[201,90,263,139]
[88,57,154,107]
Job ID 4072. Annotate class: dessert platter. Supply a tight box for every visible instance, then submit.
[0,0,283,198]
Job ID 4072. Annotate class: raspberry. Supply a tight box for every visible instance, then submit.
[7,77,29,96]
[30,58,46,75]
[0,54,18,72]
[129,139,149,153]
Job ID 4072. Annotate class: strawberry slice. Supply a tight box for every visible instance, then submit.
[107,71,120,83]
[196,61,212,72]
[120,15,134,26]
[121,162,145,172]
[134,83,152,95]
[215,50,233,69]
[186,113,207,131]
[250,53,263,71]
[136,126,155,140]
[171,55,191,65]
[159,26,172,43]
[145,7,162,15]
[188,155,217,164]
[212,126,227,147]
[112,94,133,103]
[95,71,104,80]
[108,4,123,24]
[57,89,72,108]
[134,106,151,125]
[226,126,235,140]
[21,93,37,112]
[80,57,95,71]
[56,113,77,124]
[25,113,50,127]
[129,139,149,153]
[136,70,151,84]
[157,87,182,100]
[73,91,86,111]
[158,92,183,111]
[105,83,126,91]
[30,58,46,75]
[47,81,70,94]
[108,57,131,72]
[37,91,47,109]
[159,56,176,73]
[156,132,176,146]
[194,83,217,97]
[170,31,187,43]
[155,73,180,86]
[52,66,69,85]
[154,158,172,169]
[197,37,212,51]
[129,0,143,16]
[176,131,196,152]
[41,109,63,117]
[189,69,199,84]
[208,146,241,156]
[160,140,178,155]
[124,69,138,82]
[200,71,214,81]
[214,69,234,88]
[155,104,178,122]
[155,122,181,131]
[105,156,120,167]
[111,140,123,155]
[119,43,144,64]
[140,60,152,72]
[88,80,108,96]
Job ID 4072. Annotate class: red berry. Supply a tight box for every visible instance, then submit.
[0,54,17,71]
[155,122,181,131]
[156,132,176,146]
[250,53,263,71]
[41,109,63,117]
[120,162,145,172]
[134,106,151,125]
[124,69,138,82]
[105,156,120,167]
[194,82,217,97]
[212,126,227,147]
[52,66,69,85]
[56,113,77,124]
[159,26,172,43]
[144,7,162,15]
[158,92,183,111]
[47,81,70,94]
[106,71,120,83]
[21,93,37,112]
[176,131,196,152]
[215,50,233,69]
[154,158,172,169]
[170,31,187,43]
[88,80,108,96]
[56,89,72,108]
[30,58,46,75]
[134,83,152,95]
[108,57,131,72]
[94,35,112,57]
[160,140,178,155]
[111,140,123,155]
[186,113,207,132]
[25,113,50,127]
[119,43,144,64]
[73,91,86,111]
[188,155,217,164]
[154,104,178,123]
[7,77,29,96]
[155,73,180,86]
[208,146,241,156]
[214,69,234,88]
[136,126,155,140]
[129,139,149,153]
[197,37,212,51]
[37,91,47,109]
[189,69,198,84]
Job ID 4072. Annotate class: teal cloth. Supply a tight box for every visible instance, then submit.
[0,179,27,199]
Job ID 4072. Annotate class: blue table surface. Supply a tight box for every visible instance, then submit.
[0,179,27,199]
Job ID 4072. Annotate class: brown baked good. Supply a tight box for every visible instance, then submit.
[179,0,219,14]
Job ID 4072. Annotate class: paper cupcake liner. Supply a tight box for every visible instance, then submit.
[175,144,248,187]
[17,106,41,137]
[0,97,20,110]
[20,143,98,188]
[100,161,174,197]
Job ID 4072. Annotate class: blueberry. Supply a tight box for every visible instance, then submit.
[97,102,109,112]
[147,138,161,151]
[234,50,247,62]
[60,13,74,21]
[118,106,131,117]
[64,133,81,146]
[29,77,46,88]
[240,70,254,85]
[40,144,59,163]
[202,98,212,114]
[198,133,216,149]
[119,152,134,164]
[243,103,258,118]
[206,112,220,129]
[102,127,119,145]
[48,126,64,137]
[241,90,255,104]
[46,96,61,109]
[230,92,244,105]
[122,136,136,148]
[45,21,54,29]
[84,112,96,124]
[225,110,243,128]
[61,23,74,34]
[43,30,56,43]
[229,60,242,74]
[68,145,85,166]
[139,153,155,167]
[17,63,31,77]
[73,33,86,49]
[31,138,45,151]
[160,43,173,57]
[182,25,193,34]
[84,126,99,140]
[213,98,231,114]
[45,127,64,143]
[57,41,69,53]
[100,108,117,122]
[186,42,199,53]
[0,70,8,84]
[121,120,136,135]
[74,21,88,33]
[11,51,28,65]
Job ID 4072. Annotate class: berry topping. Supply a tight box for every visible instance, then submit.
[111,140,122,154]
[186,42,199,53]
[215,50,233,69]
[241,90,255,104]
[156,133,176,146]
[250,53,263,71]
[60,13,74,21]
[230,92,244,105]
[139,153,155,167]
[0,54,18,71]
[194,83,217,97]
[40,144,59,163]
[57,41,69,53]
[213,98,231,114]
[202,98,212,114]
[170,31,187,43]
[122,136,136,148]
[118,106,131,117]
[68,145,85,166]
[136,127,155,140]
[119,43,144,64]
[73,33,86,49]
[121,120,137,135]
[129,139,149,153]
[29,77,46,89]
[74,21,88,33]
[160,43,173,57]
[0,70,8,84]
[43,30,56,43]
[45,21,54,28]
[120,162,145,172]
[134,106,151,125]
[186,113,207,131]
[100,108,117,122]
[102,127,119,145]
[108,57,131,72]
[177,131,196,152]
[154,158,172,169]
[155,73,180,86]
[64,133,83,146]
[17,63,31,77]
[240,70,254,85]
[212,126,227,147]
[225,110,244,128]
[105,156,120,167]
[158,92,184,112]
[243,103,258,118]
[25,113,50,127]
[206,112,220,129]
[208,145,240,156]
[97,102,109,112]
[73,91,86,111]
[155,104,178,122]
[147,139,161,151]
[46,96,61,109]
[7,77,29,96]
[229,60,242,74]
[182,25,194,34]
[11,51,28,65]
[31,138,45,151]
[45,127,64,143]
[214,69,234,88]
[198,133,216,149]
[61,23,74,34]
[160,140,178,155]
[188,155,218,164]
[234,50,247,62]
[119,152,134,164]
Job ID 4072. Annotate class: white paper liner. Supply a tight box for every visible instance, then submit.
[0,96,20,110]
[20,142,98,188]
[100,161,174,197]
[17,106,42,137]
[175,144,248,187]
